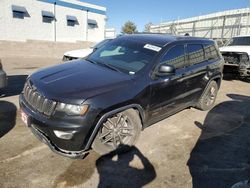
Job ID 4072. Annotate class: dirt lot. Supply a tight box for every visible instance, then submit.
[0,57,250,188]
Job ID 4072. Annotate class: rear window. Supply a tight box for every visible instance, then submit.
[203,43,219,61]
[187,44,205,65]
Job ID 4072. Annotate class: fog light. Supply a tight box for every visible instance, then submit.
[53,130,76,140]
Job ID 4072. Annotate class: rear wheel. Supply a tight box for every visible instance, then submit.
[92,109,142,155]
[196,80,218,111]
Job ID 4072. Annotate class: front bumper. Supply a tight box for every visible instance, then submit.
[239,64,250,77]
[19,94,96,158]
[223,63,250,77]
[30,124,89,159]
[0,70,7,89]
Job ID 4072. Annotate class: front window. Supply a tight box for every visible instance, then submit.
[160,45,186,69]
[87,39,159,74]
[227,37,250,46]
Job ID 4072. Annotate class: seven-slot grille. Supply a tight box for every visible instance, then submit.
[23,82,57,116]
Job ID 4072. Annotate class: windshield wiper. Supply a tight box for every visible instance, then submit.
[86,59,123,74]
[86,59,98,65]
[102,63,123,74]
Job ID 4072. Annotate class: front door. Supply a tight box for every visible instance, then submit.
[148,44,190,123]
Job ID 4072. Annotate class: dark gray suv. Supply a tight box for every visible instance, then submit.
[19,34,224,159]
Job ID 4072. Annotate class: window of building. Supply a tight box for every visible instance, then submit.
[12,5,29,19]
[187,44,205,65]
[88,19,98,29]
[66,15,79,27]
[160,45,186,69]
[203,43,219,61]
[42,11,55,23]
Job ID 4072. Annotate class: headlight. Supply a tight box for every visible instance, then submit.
[56,103,89,116]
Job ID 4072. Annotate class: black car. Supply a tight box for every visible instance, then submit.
[0,60,7,89]
[19,34,223,158]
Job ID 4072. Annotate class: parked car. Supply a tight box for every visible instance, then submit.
[19,34,223,159]
[62,39,112,61]
[220,35,250,78]
[0,60,7,89]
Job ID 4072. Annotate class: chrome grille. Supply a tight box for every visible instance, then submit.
[23,82,57,116]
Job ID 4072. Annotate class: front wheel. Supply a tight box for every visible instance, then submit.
[196,80,218,111]
[92,109,142,155]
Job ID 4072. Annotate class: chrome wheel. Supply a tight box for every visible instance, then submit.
[196,81,219,111]
[98,113,135,149]
[205,86,216,106]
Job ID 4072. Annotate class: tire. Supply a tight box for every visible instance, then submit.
[92,109,142,155]
[196,80,218,111]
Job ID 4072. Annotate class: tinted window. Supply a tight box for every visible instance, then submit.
[160,45,185,69]
[187,44,205,65]
[43,16,53,23]
[88,23,98,29]
[87,39,158,74]
[203,43,219,61]
[13,11,24,19]
[67,20,76,26]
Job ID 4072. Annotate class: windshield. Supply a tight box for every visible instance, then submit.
[87,38,159,75]
[91,39,111,49]
[227,37,250,46]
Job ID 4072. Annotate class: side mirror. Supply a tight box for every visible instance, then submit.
[156,64,175,76]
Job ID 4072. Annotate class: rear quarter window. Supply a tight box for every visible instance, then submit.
[187,44,205,65]
[203,43,220,61]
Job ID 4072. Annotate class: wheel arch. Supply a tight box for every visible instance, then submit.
[84,104,145,151]
[198,74,222,104]
[204,74,222,92]
[212,75,222,88]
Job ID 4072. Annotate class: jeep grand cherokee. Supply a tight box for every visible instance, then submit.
[19,34,223,158]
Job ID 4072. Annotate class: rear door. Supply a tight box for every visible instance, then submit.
[183,43,209,102]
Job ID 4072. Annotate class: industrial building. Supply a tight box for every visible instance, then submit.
[150,8,250,41]
[0,0,107,42]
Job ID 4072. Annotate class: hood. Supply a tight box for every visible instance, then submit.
[64,48,93,58]
[30,60,133,104]
[220,46,250,55]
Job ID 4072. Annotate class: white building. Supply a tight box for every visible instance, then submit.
[150,8,250,40]
[0,0,107,42]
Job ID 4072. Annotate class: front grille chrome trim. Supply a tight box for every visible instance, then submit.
[23,82,57,116]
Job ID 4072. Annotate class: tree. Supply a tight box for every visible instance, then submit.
[121,21,137,34]
[144,22,152,32]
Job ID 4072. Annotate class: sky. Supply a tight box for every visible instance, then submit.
[81,0,250,33]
